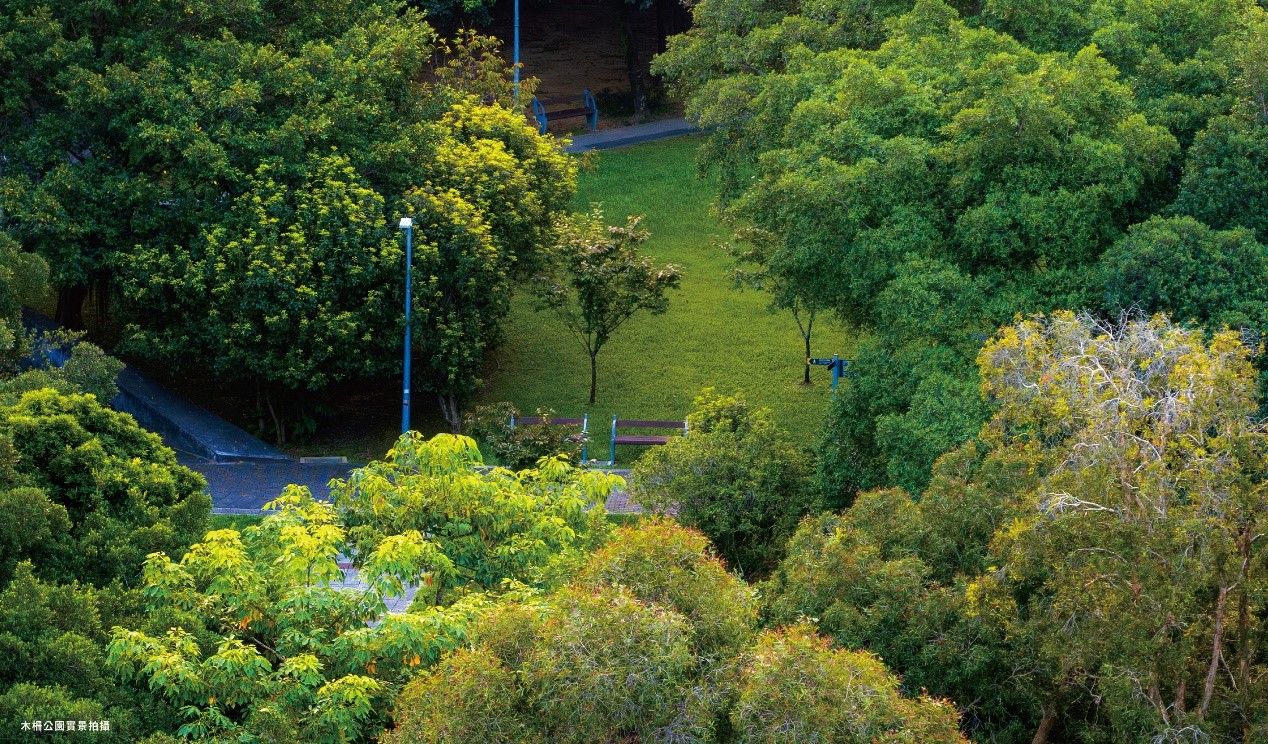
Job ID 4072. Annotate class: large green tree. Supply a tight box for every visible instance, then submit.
[1,1,575,432]
[655,0,1268,500]
[632,389,818,576]
[764,313,1268,742]
[0,389,209,587]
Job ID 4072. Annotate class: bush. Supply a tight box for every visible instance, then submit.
[577,518,758,658]
[0,389,209,585]
[631,390,818,576]
[463,402,586,468]
[384,648,538,744]
[730,624,967,743]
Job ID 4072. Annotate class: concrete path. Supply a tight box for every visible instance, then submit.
[204,458,642,516]
[565,117,699,153]
[188,458,357,513]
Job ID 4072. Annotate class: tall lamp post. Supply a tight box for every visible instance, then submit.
[399,217,413,434]
[513,0,521,103]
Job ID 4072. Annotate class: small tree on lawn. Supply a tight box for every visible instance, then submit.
[727,225,825,386]
[535,210,681,405]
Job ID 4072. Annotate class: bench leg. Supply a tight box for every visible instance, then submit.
[608,414,618,466]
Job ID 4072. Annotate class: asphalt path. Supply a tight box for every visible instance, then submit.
[564,117,699,153]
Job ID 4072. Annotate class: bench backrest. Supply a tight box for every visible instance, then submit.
[614,419,685,430]
[514,416,586,427]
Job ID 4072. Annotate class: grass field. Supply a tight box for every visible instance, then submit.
[480,136,850,463]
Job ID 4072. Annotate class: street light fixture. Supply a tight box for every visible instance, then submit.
[399,217,413,435]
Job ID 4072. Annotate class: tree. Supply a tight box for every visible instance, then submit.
[1,2,576,431]
[728,226,825,385]
[0,232,48,370]
[765,313,1268,742]
[631,389,818,576]
[390,521,960,743]
[118,154,399,444]
[107,488,483,742]
[534,209,682,405]
[657,0,1183,497]
[730,624,967,743]
[655,0,1268,499]
[106,433,624,742]
[0,564,177,740]
[389,521,753,744]
[965,312,1268,741]
[1097,215,1268,331]
[331,432,621,603]
[0,389,209,587]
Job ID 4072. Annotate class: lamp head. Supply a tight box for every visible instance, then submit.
[399,217,413,229]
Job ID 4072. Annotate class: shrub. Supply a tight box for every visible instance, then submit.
[632,389,818,576]
[0,389,209,585]
[731,624,967,743]
[463,402,586,468]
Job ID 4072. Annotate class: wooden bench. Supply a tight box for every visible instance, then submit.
[608,416,687,465]
[531,90,599,135]
[509,413,589,462]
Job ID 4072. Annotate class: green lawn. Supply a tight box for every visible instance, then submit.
[481,136,850,463]
[209,513,265,531]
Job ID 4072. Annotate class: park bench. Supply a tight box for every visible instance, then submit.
[531,90,599,135]
[509,413,590,462]
[608,416,687,465]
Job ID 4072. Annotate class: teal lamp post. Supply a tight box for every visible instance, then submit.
[399,217,413,434]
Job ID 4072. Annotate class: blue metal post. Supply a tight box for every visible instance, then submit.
[512,0,521,104]
[609,414,618,466]
[831,354,841,390]
[400,219,414,434]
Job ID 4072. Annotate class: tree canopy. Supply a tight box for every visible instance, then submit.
[655,0,1268,500]
[764,313,1268,742]
[1,0,576,434]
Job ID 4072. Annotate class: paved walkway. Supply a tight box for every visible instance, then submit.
[565,118,698,153]
[203,458,641,515]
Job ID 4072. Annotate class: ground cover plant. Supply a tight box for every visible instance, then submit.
[483,136,849,463]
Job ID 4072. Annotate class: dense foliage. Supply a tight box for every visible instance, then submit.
[388,519,963,743]
[0,0,576,435]
[764,313,1268,742]
[0,389,209,587]
[463,402,587,469]
[632,390,818,576]
[106,433,622,741]
[656,0,1268,501]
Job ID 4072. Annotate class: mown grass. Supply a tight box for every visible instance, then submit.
[209,513,266,532]
[480,136,850,463]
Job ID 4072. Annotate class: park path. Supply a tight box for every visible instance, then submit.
[565,117,698,153]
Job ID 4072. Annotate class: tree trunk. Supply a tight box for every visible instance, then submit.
[438,392,462,433]
[1200,585,1230,718]
[619,0,648,119]
[55,284,89,330]
[588,351,599,405]
[802,326,813,385]
[654,0,668,55]
[1236,527,1254,728]
[265,389,285,446]
[1031,704,1057,744]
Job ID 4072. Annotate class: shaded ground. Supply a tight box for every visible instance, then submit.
[485,0,684,131]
